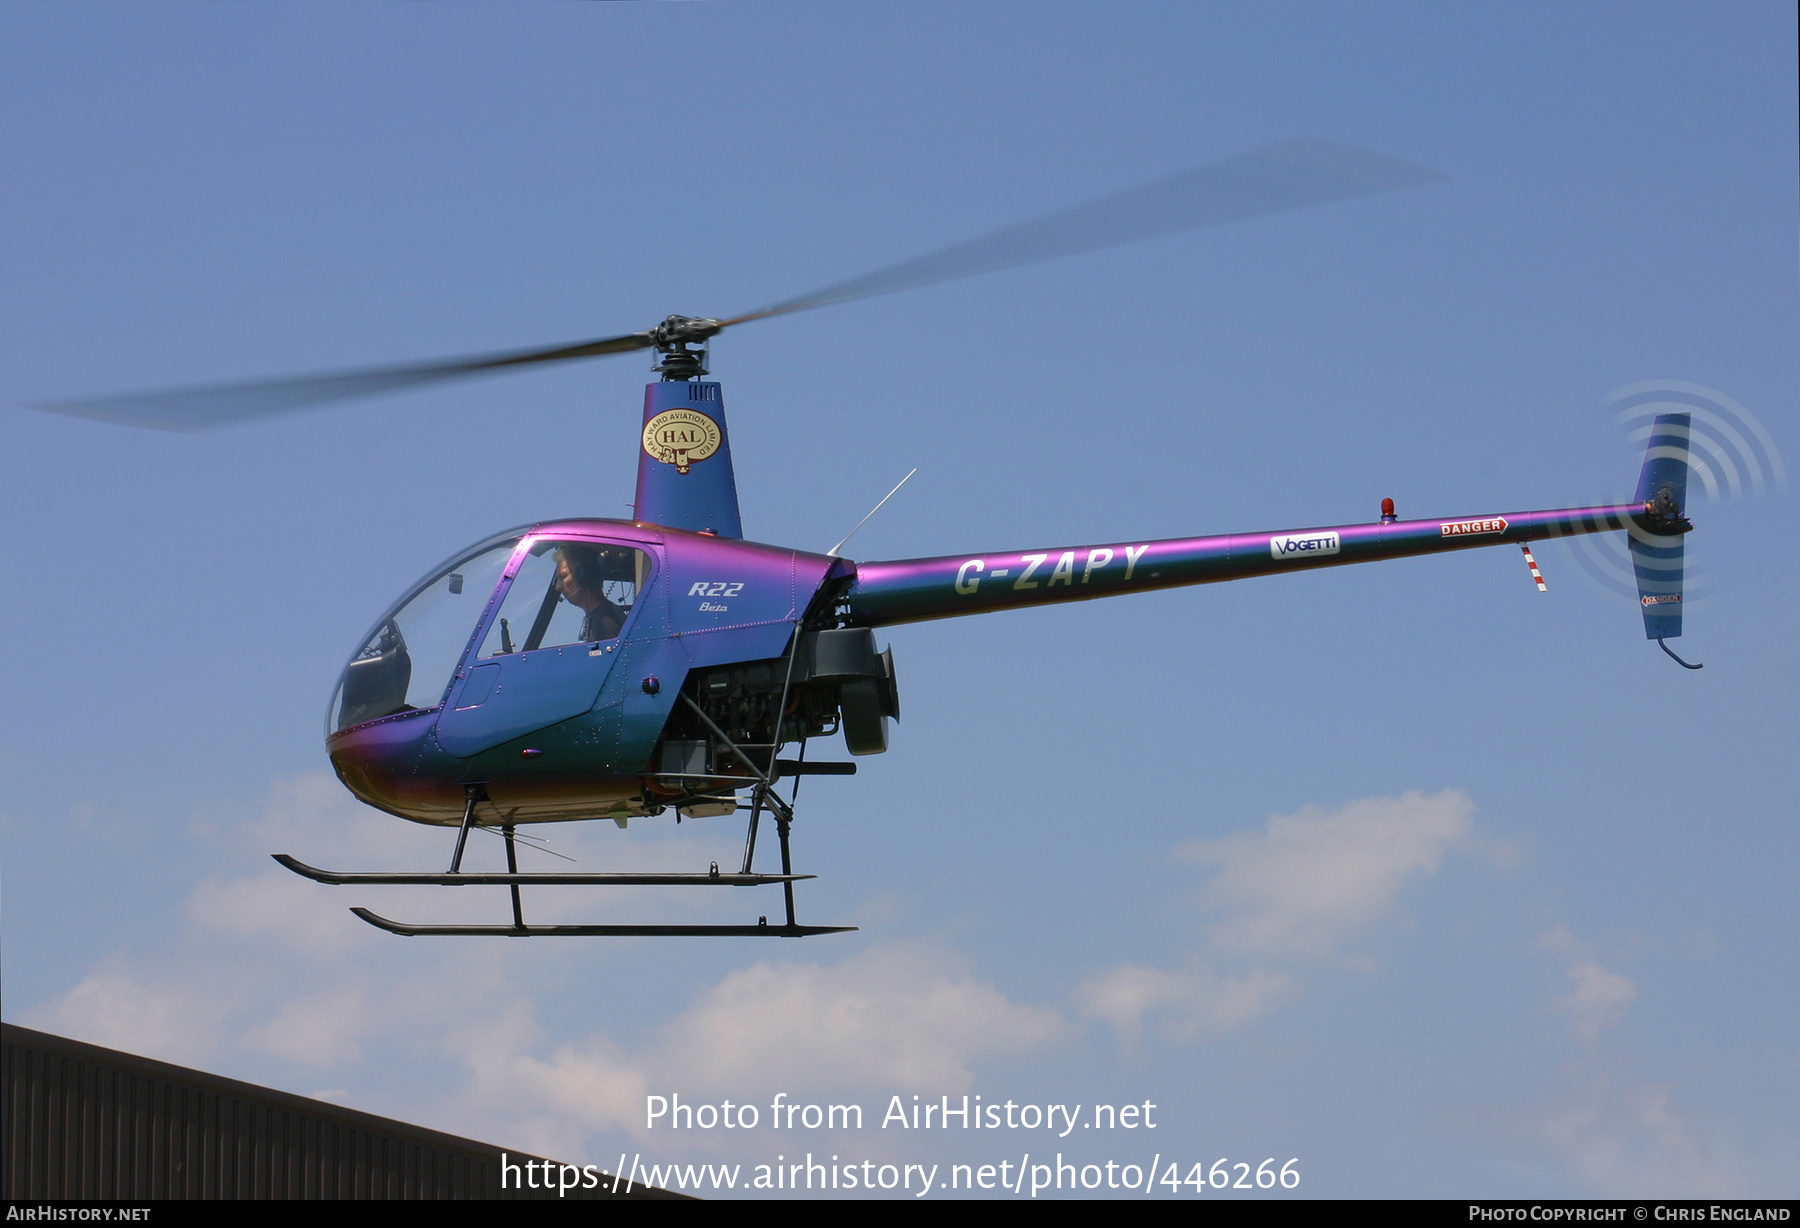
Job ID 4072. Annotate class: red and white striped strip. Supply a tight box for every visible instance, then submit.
[1521,544,1547,592]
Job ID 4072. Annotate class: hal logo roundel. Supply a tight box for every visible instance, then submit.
[642,409,723,474]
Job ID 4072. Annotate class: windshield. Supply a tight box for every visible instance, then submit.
[328,531,523,733]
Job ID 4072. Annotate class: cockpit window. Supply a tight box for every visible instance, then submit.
[476,539,650,659]
[330,537,518,732]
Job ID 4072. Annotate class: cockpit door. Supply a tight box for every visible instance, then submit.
[435,537,654,758]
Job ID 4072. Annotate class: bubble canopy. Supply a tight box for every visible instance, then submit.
[326,527,660,738]
[327,527,529,735]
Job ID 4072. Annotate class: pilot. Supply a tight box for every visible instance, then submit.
[554,545,627,641]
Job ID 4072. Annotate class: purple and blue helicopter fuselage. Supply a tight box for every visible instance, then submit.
[327,389,1671,832]
[310,381,1693,938]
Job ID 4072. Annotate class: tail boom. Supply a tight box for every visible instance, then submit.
[843,502,1647,626]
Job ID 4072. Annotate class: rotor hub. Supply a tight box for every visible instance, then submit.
[650,315,722,381]
[1642,486,1693,534]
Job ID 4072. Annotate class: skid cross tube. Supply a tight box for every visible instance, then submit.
[775,810,797,928]
[503,825,525,932]
[447,783,487,874]
[741,792,763,876]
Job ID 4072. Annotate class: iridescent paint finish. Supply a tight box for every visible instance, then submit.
[326,375,1693,831]
[326,516,837,826]
[841,503,1648,627]
[635,380,743,537]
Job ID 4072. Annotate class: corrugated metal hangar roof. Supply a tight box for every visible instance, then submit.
[2,1023,682,1200]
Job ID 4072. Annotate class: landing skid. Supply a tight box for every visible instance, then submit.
[278,731,854,937]
[275,855,808,888]
[350,909,853,938]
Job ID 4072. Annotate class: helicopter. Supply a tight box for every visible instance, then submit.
[39,139,1700,939]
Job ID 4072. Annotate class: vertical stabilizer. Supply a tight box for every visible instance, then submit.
[1631,412,1690,640]
[634,381,744,538]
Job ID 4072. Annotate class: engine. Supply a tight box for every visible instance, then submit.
[652,628,899,795]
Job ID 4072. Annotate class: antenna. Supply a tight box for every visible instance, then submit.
[827,468,917,558]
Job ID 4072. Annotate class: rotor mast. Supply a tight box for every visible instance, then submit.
[633,316,743,538]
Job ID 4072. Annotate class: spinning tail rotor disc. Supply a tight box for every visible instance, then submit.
[1550,380,1785,662]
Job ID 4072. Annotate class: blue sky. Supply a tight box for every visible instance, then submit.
[2,1,1795,1198]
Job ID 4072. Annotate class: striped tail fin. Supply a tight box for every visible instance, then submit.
[1630,412,1692,642]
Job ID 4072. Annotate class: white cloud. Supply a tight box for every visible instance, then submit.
[1511,930,1794,1195]
[1555,960,1637,1045]
[1533,1080,1792,1197]
[20,955,231,1067]
[652,943,1066,1094]
[242,987,370,1066]
[1084,790,1487,1048]
[1177,789,1479,957]
[444,1003,649,1160]
[1074,960,1298,1046]
[186,869,377,958]
[440,943,1068,1156]
[1537,927,1636,1044]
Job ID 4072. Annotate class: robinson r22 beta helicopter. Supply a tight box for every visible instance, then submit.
[41,139,1700,938]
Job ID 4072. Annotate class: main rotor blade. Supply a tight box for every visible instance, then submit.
[35,331,653,432]
[35,139,1436,432]
[723,138,1440,327]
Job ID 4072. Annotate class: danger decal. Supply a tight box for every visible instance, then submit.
[1440,517,1508,538]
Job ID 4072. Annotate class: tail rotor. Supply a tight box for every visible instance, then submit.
[1551,381,1786,667]
[1629,413,1698,665]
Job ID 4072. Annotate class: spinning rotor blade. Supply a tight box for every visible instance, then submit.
[34,138,1438,432]
[35,331,653,432]
[723,137,1441,327]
